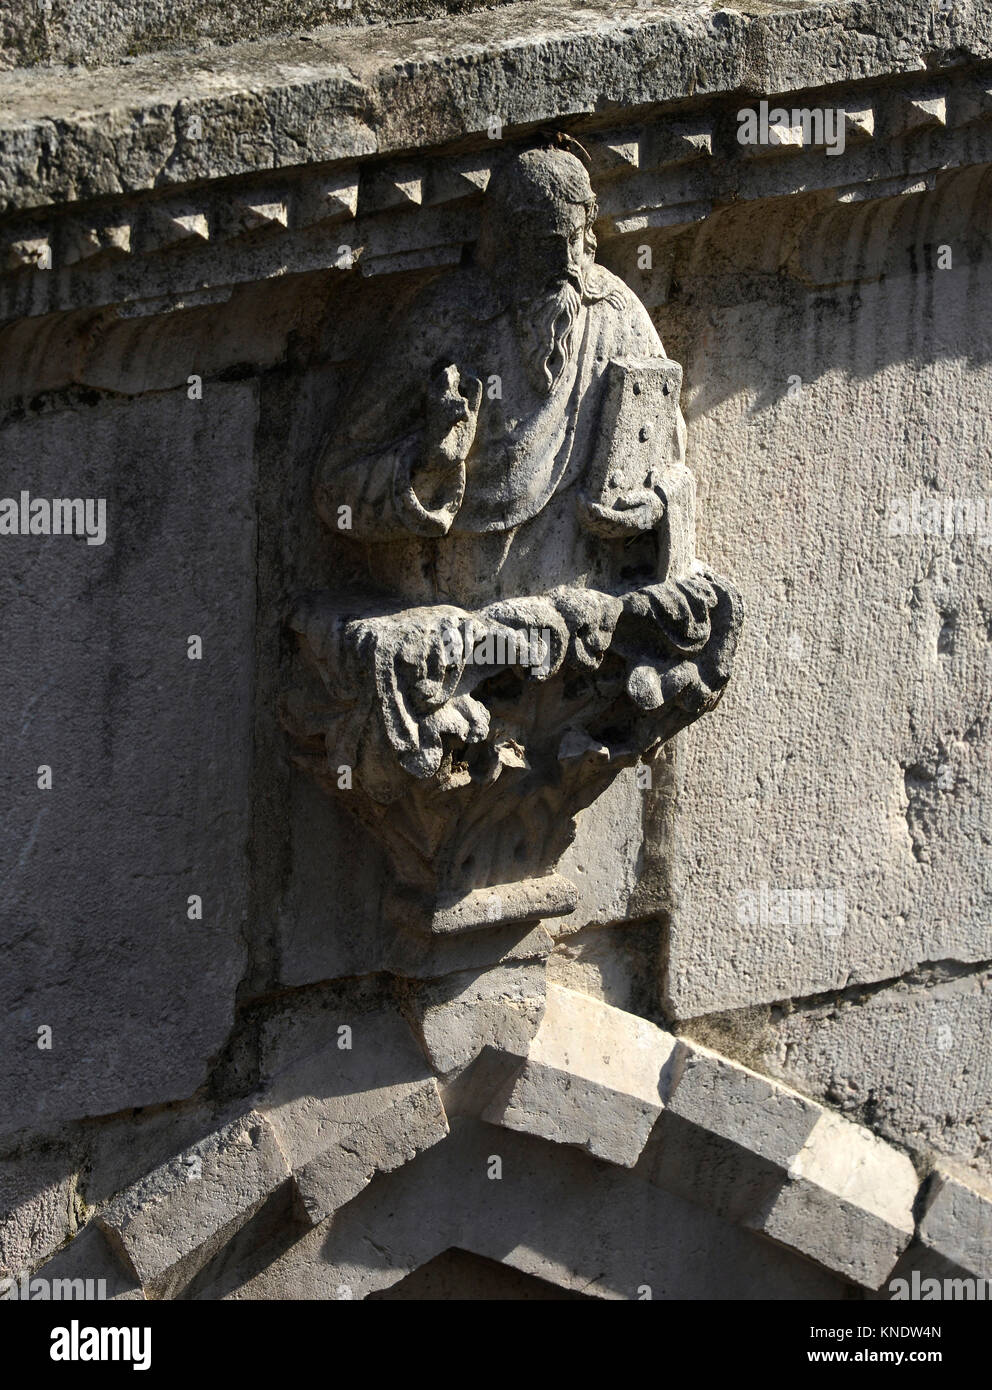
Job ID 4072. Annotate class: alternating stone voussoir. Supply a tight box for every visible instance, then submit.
[94,1111,291,1298]
[917,1165,992,1283]
[751,1112,918,1289]
[257,1006,449,1224]
[643,1040,825,1223]
[483,984,680,1167]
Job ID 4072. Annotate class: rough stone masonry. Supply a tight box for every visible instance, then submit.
[0,0,990,1312]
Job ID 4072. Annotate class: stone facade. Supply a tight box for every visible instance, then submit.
[1,0,990,1303]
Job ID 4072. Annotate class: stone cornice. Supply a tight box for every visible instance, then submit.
[2,60,991,323]
[2,0,992,217]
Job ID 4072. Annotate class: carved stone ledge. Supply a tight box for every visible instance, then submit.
[2,0,992,320]
[5,66,992,315]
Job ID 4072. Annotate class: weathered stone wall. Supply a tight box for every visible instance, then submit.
[1,0,990,1302]
[658,174,992,1183]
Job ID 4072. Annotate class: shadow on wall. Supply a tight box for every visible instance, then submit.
[603,162,992,421]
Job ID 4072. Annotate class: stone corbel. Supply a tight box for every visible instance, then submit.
[283,143,743,941]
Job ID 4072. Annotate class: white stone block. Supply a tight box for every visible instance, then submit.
[753,1112,918,1288]
[484,985,678,1167]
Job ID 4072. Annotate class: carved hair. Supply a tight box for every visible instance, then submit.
[485,146,598,227]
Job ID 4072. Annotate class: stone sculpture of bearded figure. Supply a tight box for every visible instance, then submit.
[287,141,742,934]
[312,143,685,606]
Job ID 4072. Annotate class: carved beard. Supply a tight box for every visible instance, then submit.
[515,277,584,396]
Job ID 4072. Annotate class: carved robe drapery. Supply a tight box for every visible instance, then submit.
[314,262,686,608]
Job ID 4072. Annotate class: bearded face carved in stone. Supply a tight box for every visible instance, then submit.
[284,142,742,937]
